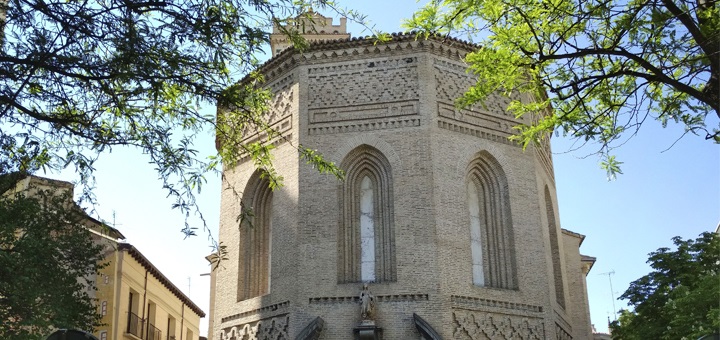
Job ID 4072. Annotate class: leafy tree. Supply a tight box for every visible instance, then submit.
[405,0,719,178]
[1,0,356,335]
[609,232,719,340]
[0,173,107,339]
[0,0,343,242]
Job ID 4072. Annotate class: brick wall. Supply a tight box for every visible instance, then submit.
[212,35,593,340]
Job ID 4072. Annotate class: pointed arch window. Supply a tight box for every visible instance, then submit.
[237,170,272,301]
[545,186,565,308]
[359,176,376,282]
[467,181,485,286]
[466,152,517,289]
[339,145,396,283]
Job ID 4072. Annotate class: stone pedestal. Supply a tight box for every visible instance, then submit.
[353,320,382,340]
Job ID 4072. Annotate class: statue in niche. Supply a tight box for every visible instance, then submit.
[359,284,376,320]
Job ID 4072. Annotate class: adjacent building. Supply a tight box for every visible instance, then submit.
[4,174,205,339]
[209,13,596,340]
[95,242,205,340]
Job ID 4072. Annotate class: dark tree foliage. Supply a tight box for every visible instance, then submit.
[0,0,355,336]
[0,175,107,339]
[610,232,720,340]
[406,0,719,178]
[0,0,343,240]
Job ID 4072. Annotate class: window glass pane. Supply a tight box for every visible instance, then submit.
[360,176,375,282]
[468,182,484,286]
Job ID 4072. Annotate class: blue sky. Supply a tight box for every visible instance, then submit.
[42,0,719,336]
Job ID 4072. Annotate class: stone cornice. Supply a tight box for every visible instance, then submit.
[243,33,480,85]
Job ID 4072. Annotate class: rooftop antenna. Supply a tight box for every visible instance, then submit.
[111,210,122,228]
[187,276,191,296]
[599,270,617,321]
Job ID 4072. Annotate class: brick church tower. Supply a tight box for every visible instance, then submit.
[209,13,596,340]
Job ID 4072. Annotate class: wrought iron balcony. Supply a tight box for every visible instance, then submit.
[127,312,143,338]
[146,322,162,340]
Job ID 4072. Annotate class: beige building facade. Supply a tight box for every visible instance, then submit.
[95,243,205,340]
[5,174,205,340]
[211,14,595,340]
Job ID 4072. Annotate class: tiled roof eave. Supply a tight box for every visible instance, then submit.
[561,228,586,245]
[118,243,206,317]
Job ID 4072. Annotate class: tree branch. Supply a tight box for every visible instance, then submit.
[536,46,718,112]
[663,0,719,69]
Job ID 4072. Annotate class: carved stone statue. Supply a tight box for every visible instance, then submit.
[359,284,376,320]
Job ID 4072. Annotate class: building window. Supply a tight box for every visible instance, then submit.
[338,145,396,283]
[99,331,107,340]
[466,151,517,289]
[103,274,109,284]
[100,301,107,316]
[467,181,485,286]
[359,176,375,282]
[146,301,159,340]
[237,170,273,301]
[127,290,141,337]
[545,186,565,308]
[167,316,176,340]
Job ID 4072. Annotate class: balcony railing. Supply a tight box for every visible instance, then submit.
[146,322,162,340]
[127,312,143,338]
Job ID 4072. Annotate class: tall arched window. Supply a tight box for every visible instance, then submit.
[467,181,485,286]
[359,176,376,282]
[338,145,396,283]
[467,152,517,289]
[237,170,272,301]
[545,186,565,308]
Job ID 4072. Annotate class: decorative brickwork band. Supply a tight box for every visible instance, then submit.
[452,310,544,340]
[554,310,573,336]
[307,57,419,109]
[437,120,517,146]
[309,101,418,124]
[238,86,294,145]
[219,314,289,340]
[433,58,514,120]
[308,293,428,304]
[306,56,421,135]
[433,57,527,145]
[237,170,273,301]
[309,117,420,135]
[216,81,294,160]
[555,322,572,340]
[450,296,543,314]
[220,301,290,324]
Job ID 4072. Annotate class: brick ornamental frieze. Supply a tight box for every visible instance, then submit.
[237,74,295,146]
[450,295,544,314]
[308,293,429,304]
[307,56,421,135]
[219,314,290,340]
[433,58,522,145]
[453,310,545,340]
[220,301,290,324]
